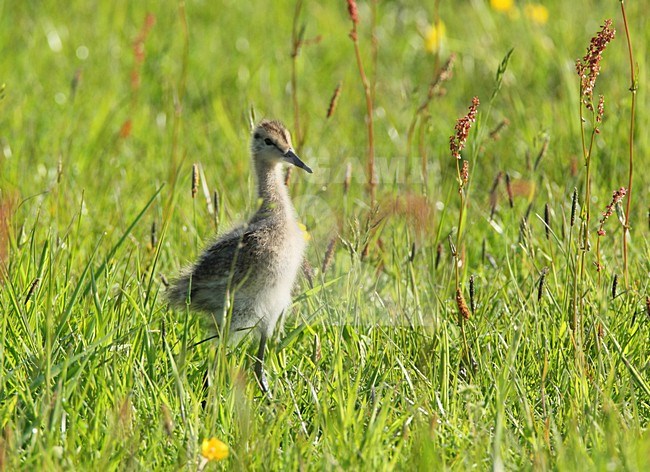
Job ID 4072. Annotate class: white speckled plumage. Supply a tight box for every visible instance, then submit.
[167,119,311,392]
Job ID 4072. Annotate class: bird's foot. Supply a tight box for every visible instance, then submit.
[254,361,272,399]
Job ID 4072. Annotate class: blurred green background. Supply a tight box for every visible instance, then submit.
[1,0,648,469]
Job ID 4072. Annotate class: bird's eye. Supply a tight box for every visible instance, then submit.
[264,138,274,146]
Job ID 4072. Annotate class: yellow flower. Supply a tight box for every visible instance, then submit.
[424,21,446,53]
[524,4,549,25]
[201,438,229,461]
[298,222,311,242]
[490,0,514,13]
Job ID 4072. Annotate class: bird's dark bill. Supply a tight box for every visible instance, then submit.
[283,149,313,173]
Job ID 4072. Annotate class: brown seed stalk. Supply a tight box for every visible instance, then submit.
[489,118,509,141]
[596,95,605,123]
[544,203,551,240]
[450,97,480,159]
[409,242,416,263]
[406,53,456,164]
[575,19,616,108]
[538,267,549,303]
[302,259,314,289]
[460,160,469,187]
[597,322,604,340]
[597,187,627,236]
[322,236,337,274]
[456,288,470,323]
[570,188,578,227]
[346,0,376,206]
[469,275,476,314]
[191,163,199,199]
[533,135,550,171]
[24,278,40,305]
[427,53,455,100]
[505,173,514,208]
[347,0,359,25]
[415,53,456,117]
[435,242,442,269]
[326,82,342,119]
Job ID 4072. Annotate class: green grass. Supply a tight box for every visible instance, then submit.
[1,0,649,469]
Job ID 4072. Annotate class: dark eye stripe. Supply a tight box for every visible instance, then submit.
[264,138,274,146]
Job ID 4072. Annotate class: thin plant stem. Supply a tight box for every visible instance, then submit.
[576,90,591,370]
[450,97,478,368]
[370,0,378,102]
[349,13,376,208]
[577,65,604,359]
[574,18,616,372]
[619,0,637,287]
[454,160,466,291]
[290,0,304,153]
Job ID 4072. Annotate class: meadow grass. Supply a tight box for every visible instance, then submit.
[1,0,649,469]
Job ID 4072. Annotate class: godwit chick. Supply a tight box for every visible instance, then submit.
[168,119,312,393]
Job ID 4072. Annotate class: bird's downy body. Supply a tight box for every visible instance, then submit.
[167,119,312,392]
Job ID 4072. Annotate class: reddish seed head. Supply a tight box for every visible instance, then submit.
[347,0,359,24]
[456,288,471,323]
[460,160,469,185]
[450,97,480,159]
[597,187,627,236]
[327,82,342,119]
[145,13,156,30]
[119,119,133,139]
[596,95,605,123]
[321,236,337,274]
[576,19,615,105]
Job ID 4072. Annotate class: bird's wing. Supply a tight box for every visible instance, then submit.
[167,220,272,311]
[193,230,249,279]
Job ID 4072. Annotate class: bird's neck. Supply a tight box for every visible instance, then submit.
[254,160,293,218]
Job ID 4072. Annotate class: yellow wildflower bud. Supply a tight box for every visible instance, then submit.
[201,438,229,461]
[524,4,549,25]
[424,21,446,53]
[490,0,514,12]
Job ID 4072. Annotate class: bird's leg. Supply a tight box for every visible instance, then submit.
[201,367,210,410]
[254,332,271,395]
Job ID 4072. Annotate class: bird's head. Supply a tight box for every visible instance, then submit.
[250,120,312,173]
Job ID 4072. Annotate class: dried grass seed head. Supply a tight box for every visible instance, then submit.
[456,288,471,322]
[575,19,615,106]
[597,186,627,236]
[347,0,359,25]
[450,97,480,159]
